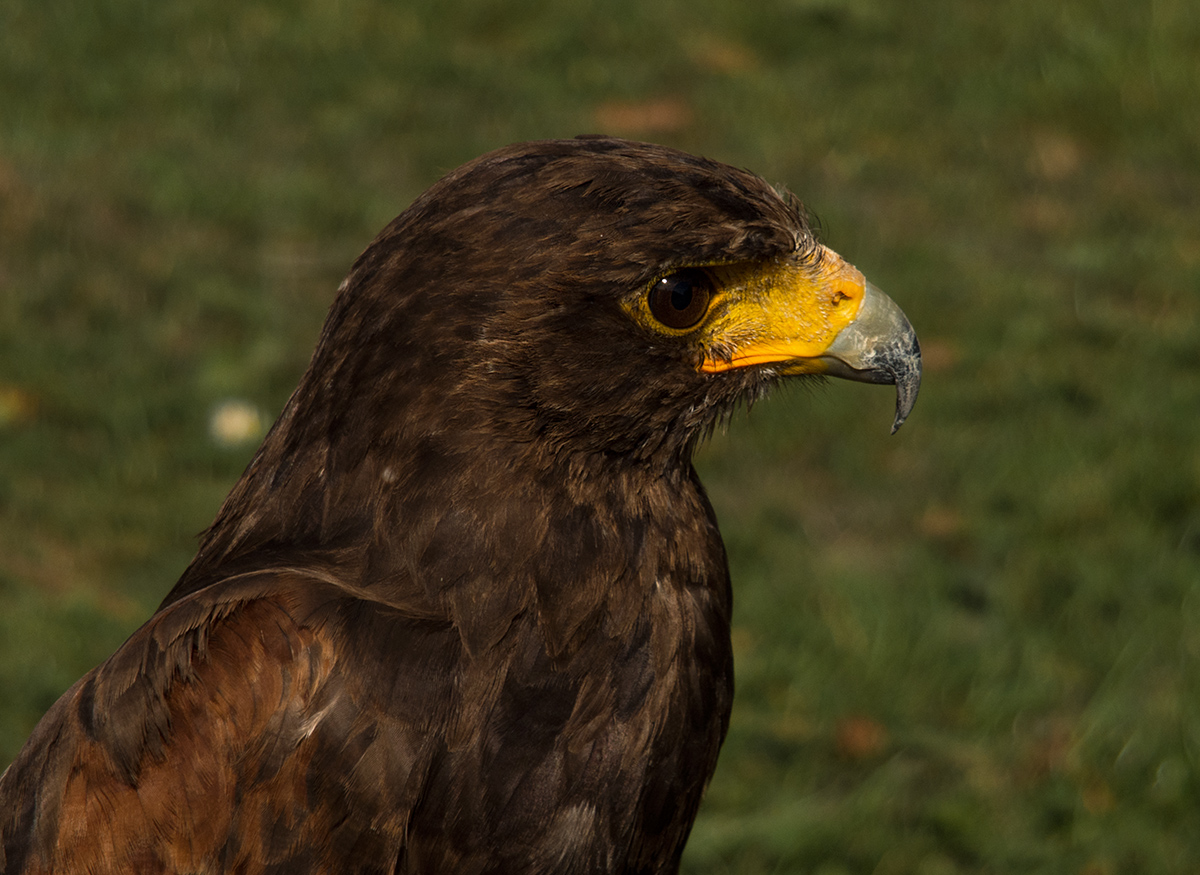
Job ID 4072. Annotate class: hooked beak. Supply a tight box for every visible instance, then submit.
[818,281,921,433]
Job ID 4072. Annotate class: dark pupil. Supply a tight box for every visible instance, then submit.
[670,281,694,312]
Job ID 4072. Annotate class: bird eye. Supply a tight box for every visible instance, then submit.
[647,269,713,331]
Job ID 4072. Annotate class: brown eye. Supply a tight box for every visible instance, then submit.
[647,269,713,330]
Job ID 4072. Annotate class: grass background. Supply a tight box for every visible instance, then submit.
[2,0,1198,871]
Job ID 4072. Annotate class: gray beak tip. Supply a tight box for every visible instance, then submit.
[889,336,922,435]
[821,282,922,434]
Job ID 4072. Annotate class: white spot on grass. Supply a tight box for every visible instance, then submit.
[209,399,265,447]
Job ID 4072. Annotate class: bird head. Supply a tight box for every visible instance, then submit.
[301,137,919,468]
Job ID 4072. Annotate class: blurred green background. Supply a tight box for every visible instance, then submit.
[2,0,1198,871]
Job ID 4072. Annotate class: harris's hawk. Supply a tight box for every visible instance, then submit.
[0,137,919,874]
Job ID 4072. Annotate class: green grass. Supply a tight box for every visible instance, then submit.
[3,0,1199,871]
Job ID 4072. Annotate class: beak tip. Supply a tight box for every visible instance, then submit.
[890,401,912,435]
[821,282,922,434]
[888,339,922,435]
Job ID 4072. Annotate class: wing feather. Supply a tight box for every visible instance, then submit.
[0,572,454,874]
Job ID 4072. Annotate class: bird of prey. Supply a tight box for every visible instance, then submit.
[0,137,919,874]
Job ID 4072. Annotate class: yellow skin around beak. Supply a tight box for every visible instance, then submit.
[700,246,869,374]
[698,245,922,432]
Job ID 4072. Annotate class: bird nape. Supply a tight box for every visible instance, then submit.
[0,137,920,875]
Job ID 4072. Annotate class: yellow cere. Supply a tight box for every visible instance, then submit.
[699,246,866,373]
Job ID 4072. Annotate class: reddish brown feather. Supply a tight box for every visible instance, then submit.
[8,591,318,871]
